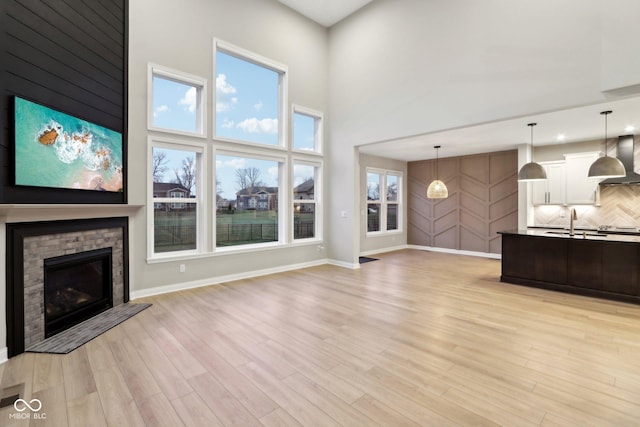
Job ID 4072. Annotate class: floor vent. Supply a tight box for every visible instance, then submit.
[0,394,19,409]
[0,383,25,409]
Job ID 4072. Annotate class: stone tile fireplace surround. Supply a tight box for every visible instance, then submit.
[6,217,129,357]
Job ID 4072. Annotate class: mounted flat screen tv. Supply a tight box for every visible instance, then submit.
[14,96,123,192]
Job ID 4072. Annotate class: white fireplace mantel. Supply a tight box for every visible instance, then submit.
[0,204,144,222]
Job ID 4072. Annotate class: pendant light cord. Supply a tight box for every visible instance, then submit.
[434,145,441,180]
[602,110,612,157]
[528,122,537,157]
[530,124,534,148]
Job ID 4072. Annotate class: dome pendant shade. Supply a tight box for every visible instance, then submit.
[518,162,547,181]
[427,179,448,198]
[517,122,547,182]
[427,145,448,199]
[587,155,626,178]
[588,110,626,179]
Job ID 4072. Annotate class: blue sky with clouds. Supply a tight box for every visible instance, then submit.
[152,51,315,201]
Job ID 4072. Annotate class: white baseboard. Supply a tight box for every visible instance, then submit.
[407,244,501,260]
[0,347,8,365]
[327,259,360,269]
[360,244,409,257]
[130,259,329,299]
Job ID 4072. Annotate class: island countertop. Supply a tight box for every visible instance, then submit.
[498,228,640,244]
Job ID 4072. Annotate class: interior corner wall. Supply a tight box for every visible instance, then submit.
[408,151,518,254]
[359,153,408,254]
[128,0,330,294]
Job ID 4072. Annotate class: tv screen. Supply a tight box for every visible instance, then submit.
[14,96,123,192]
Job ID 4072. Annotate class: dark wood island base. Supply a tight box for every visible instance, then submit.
[499,230,640,305]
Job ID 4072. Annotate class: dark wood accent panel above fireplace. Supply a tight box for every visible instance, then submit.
[0,0,128,203]
[6,217,129,357]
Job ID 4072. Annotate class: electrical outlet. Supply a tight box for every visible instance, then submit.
[179,264,186,273]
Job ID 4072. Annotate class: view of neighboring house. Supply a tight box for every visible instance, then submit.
[216,196,232,211]
[293,178,314,200]
[153,182,191,210]
[236,186,278,211]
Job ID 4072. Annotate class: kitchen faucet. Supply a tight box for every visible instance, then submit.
[569,208,577,236]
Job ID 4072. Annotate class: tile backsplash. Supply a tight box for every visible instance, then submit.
[534,185,640,228]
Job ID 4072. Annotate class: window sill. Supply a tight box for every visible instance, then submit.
[147,239,324,264]
[366,230,403,238]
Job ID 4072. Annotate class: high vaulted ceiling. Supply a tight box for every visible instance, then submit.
[277,0,640,162]
[277,0,374,27]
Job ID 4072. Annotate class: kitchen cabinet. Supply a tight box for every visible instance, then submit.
[564,152,601,204]
[568,239,602,290]
[532,161,566,205]
[531,153,601,206]
[602,241,639,295]
[499,231,640,304]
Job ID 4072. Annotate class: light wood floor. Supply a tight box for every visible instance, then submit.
[3,249,640,426]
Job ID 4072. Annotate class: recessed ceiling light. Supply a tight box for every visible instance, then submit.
[557,134,566,141]
[625,125,635,132]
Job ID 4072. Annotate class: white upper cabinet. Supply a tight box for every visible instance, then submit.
[532,161,566,205]
[564,152,601,205]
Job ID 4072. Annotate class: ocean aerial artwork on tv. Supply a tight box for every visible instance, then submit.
[14,96,123,192]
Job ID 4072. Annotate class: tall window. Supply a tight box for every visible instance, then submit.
[215,153,283,248]
[150,141,204,254]
[386,173,400,231]
[147,41,323,259]
[293,162,320,240]
[292,106,323,153]
[215,40,287,146]
[149,65,206,136]
[366,172,382,232]
[366,168,402,234]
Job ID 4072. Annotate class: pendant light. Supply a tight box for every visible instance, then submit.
[426,145,448,199]
[588,110,626,178]
[517,123,547,182]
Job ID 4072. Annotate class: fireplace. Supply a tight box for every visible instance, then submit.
[6,217,129,357]
[44,248,113,338]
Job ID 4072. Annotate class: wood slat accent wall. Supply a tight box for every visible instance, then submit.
[0,0,126,203]
[408,150,518,254]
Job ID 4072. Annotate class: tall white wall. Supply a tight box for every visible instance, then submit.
[128,0,329,295]
[327,0,640,264]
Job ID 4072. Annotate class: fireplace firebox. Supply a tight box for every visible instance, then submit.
[44,248,113,337]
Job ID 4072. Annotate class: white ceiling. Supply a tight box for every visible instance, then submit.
[277,0,374,27]
[358,96,640,161]
[277,0,640,163]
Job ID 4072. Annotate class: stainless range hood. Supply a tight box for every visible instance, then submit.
[599,135,640,185]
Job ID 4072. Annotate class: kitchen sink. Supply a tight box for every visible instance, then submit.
[545,230,605,238]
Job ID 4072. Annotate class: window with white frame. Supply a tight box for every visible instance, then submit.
[147,40,324,259]
[149,65,206,136]
[215,152,283,248]
[214,40,286,147]
[386,173,400,231]
[292,106,323,153]
[150,141,204,254]
[293,161,321,240]
[366,169,402,234]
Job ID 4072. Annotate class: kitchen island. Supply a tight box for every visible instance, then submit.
[499,229,640,304]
